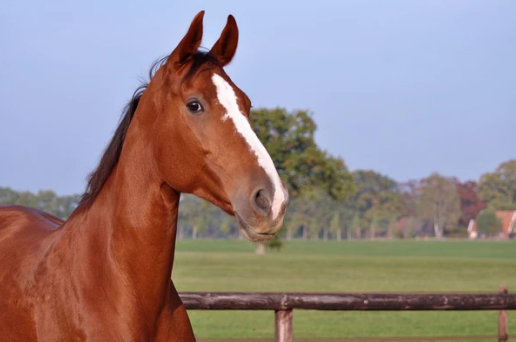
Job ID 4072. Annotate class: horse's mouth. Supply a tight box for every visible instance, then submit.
[234,213,275,242]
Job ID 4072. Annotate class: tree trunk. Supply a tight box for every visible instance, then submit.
[255,242,266,255]
[303,226,308,240]
[323,226,328,241]
[434,223,442,238]
[193,225,197,240]
[286,227,292,241]
[337,229,342,241]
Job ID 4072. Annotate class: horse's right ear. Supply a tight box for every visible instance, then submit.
[168,11,205,68]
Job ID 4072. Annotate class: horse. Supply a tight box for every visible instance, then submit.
[0,11,289,342]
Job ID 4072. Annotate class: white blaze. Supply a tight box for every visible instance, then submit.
[212,73,286,220]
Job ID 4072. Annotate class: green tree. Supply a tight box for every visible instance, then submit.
[34,190,58,215]
[54,194,81,219]
[418,173,461,238]
[267,234,284,251]
[250,108,354,200]
[219,216,232,236]
[349,212,362,239]
[386,214,398,239]
[326,204,355,240]
[476,209,502,236]
[178,194,213,239]
[343,170,406,238]
[0,187,21,204]
[369,209,380,240]
[329,212,341,240]
[478,159,516,211]
[310,188,335,240]
[403,217,422,238]
[0,187,79,220]
[250,108,355,251]
[283,195,306,240]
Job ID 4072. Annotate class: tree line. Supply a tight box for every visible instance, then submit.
[1,108,515,242]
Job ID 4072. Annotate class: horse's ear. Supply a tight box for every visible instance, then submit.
[168,11,205,68]
[210,15,239,67]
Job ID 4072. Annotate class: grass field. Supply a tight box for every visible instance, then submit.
[172,240,515,340]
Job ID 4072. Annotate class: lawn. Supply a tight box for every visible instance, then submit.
[172,239,515,340]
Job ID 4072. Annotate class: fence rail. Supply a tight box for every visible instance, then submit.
[179,287,514,342]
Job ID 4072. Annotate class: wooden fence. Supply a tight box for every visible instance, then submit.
[180,287,515,342]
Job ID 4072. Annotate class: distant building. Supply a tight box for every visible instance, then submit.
[497,210,516,239]
[468,210,516,239]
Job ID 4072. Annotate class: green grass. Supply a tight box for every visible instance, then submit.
[172,240,516,340]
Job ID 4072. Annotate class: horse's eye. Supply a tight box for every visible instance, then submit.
[186,101,204,114]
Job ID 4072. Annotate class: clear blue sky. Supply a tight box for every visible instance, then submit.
[1,0,514,195]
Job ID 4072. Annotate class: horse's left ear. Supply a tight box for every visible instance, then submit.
[168,10,205,68]
[210,15,239,67]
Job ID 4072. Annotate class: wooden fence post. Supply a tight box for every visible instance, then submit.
[275,309,293,342]
[499,286,508,342]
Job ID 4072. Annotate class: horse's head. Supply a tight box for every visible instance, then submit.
[142,11,288,242]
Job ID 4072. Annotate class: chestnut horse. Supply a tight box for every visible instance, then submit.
[0,11,288,342]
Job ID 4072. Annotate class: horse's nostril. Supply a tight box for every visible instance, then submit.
[253,189,271,215]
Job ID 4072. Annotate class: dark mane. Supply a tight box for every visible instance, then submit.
[79,51,219,205]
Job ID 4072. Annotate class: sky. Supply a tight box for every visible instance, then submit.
[1,0,515,196]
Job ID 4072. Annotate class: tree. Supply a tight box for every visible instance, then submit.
[369,209,380,240]
[386,214,398,239]
[399,180,421,218]
[349,212,362,239]
[335,206,356,240]
[476,209,502,236]
[329,212,341,240]
[417,173,461,238]
[250,108,355,252]
[456,181,485,228]
[309,188,335,240]
[283,195,306,240]
[219,216,232,236]
[250,108,354,201]
[0,187,80,220]
[343,170,406,238]
[0,187,21,204]
[54,194,81,219]
[267,234,284,251]
[403,216,422,238]
[478,159,516,211]
[178,194,215,239]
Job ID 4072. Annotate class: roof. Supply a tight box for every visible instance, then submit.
[496,210,516,236]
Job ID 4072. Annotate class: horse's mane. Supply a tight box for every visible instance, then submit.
[79,50,219,205]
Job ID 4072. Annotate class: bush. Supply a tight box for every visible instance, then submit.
[476,209,502,237]
[267,234,284,251]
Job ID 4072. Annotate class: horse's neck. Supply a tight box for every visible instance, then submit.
[69,143,180,325]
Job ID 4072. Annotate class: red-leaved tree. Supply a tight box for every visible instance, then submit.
[456,181,486,228]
